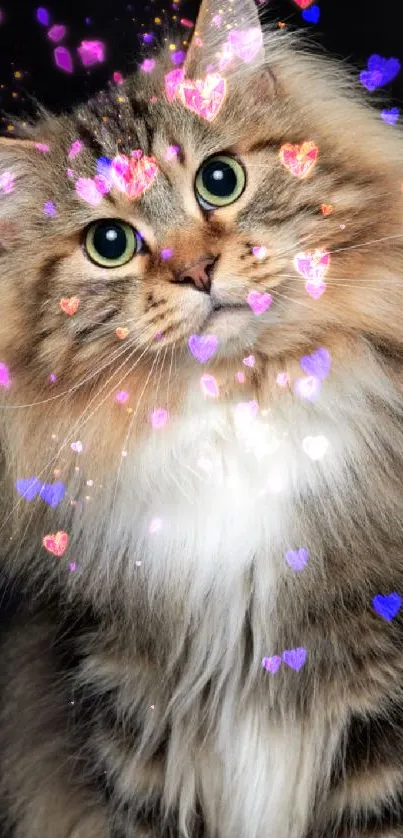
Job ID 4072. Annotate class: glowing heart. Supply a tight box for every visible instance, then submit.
[42,530,69,557]
[164,68,185,103]
[305,280,326,299]
[247,290,273,315]
[201,373,219,398]
[302,4,320,23]
[188,334,218,363]
[279,141,318,179]
[16,477,42,501]
[320,203,333,216]
[285,548,309,571]
[300,348,331,380]
[294,249,330,284]
[71,441,83,453]
[178,73,227,122]
[294,375,321,402]
[39,481,66,508]
[0,362,10,389]
[150,408,169,429]
[116,327,129,340]
[372,593,402,621]
[292,0,314,7]
[381,107,400,125]
[110,151,159,199]
[302,435,329,460]
[227,27,263,64]
[282,648,307,671]
[360,55,401,92]
[243,355,255,367]
[60,296,79,316]
[262,655,282,674]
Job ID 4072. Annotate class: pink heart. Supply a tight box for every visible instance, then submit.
[227,27,263,64]
[279,141,318,179]
[164,68,185,103]
[150,408,169,429]
[42,530,69,557]
[305,280,326,299]
[178,73,226,122]
[110,151,158,199]
[242,354,255,367]
[0,362,10,389]
[294,249,330,283]
[247,290,273,315]
[262,655,282,674]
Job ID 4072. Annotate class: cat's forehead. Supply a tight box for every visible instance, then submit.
[68,82,246,231]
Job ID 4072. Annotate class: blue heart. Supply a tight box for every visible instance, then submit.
[302,5,320,23]
[372,593,402,621]
[15,477,42,501]
[39,481,66,508]
[360,55,401,91]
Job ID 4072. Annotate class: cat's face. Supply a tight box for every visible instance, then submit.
[1,0,403,402]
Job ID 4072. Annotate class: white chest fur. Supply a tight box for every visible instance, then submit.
[90,388,349,838]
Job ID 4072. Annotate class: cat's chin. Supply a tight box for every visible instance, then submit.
[200,306,260,356]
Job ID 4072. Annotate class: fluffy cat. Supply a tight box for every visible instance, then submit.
[1,0,403,836]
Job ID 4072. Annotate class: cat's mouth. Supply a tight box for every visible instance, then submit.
[200,299,253,336]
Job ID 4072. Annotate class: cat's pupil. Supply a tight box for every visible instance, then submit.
[201,161,237,197]
[93,222,128,260]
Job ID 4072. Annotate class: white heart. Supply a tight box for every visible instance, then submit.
[302,435,329,460]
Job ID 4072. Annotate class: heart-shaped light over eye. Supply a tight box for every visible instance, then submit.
[110,151,159,199]
[279,141,318,179]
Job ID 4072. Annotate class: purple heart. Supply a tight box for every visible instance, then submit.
[285,548,309,571]
[372,593,402,621]
[39,481,66,508]
[262,655,282,674]
[188,334,218,363]
[302,5,320,24]
[381,107,400,125]
[300,348,331,380]
[282,648,307,671]
[16,477,42,501]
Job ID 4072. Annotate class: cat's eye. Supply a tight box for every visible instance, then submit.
[195,154,246,209]
[84,220,141,268]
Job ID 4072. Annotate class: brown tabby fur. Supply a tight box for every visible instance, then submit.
[2,0,403,835]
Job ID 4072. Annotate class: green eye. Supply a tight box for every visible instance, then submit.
[195,154,246,208]
[84,219,140,268]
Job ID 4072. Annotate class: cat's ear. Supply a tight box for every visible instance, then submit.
[182,0,265,80]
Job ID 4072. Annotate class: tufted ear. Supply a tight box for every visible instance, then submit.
[182,0,265,81]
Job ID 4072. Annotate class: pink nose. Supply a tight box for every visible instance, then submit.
[176,256,216,294]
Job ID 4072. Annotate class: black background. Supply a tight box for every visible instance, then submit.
[0,0,402,125]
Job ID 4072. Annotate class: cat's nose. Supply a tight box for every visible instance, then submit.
[175,256,216,294]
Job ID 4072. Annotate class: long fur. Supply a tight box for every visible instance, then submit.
[2,1,403,836]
